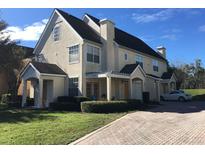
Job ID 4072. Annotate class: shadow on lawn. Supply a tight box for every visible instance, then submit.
[146,98,205,114]
[0,109,58,123]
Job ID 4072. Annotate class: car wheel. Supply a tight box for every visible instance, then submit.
[178,97,185,102]
[160,96,165,101]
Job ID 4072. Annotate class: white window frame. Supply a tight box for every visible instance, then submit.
[53,26,60,42]
[68,44,80,64]
[86,44,101,65]
[136,55,144,68]
[152,59,159,72]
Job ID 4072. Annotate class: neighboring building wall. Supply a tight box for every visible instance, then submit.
[18,80,32,97]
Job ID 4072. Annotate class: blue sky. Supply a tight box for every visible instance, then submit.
[1,8,205,66]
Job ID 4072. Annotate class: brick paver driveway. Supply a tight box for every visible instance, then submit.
[71,101,205,145]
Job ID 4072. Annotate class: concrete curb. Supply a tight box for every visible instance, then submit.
[69,113,129,145]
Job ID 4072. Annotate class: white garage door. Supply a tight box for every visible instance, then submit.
[132,80,142,100]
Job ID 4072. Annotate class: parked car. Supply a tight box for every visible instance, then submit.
[161,90,192,102]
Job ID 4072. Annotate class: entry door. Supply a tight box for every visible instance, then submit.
[132,80,142,100]
[124,81,129,99]
[93,83,99,99]
[86,82,99,100]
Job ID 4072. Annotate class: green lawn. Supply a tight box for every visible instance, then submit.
[184,89,205,101]
[184,89,205,96]
[0,105,124,145]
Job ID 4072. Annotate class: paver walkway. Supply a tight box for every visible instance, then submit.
[71,101,205,145]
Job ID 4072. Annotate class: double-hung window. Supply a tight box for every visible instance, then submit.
[69,45,79,63]
[136,55,143,68]
[68,77,79,96]
[53,26,60,41]
[152,60,159,72]
[87,45,100,64]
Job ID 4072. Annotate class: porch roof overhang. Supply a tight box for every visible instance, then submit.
[20,62,67,80]
[160,72,177,83]
[86,71,130,79]
[146,74,162,81]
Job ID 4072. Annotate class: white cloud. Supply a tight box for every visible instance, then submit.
[131,9,199,23]
[2,19,48,41]
[160,34,177,40]
[199,25,205,32]
[132,9,176,23]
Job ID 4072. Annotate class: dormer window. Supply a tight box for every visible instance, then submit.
[152,60,159,72]
[53,26,60,41]
[136,55,143,68]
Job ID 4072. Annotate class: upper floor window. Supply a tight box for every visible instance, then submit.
[53,26,60,41]
[152,60,159,72]
[124,53,128,61]
[136,55,143,68]
[87,45,100,64]
[69,45,79,63]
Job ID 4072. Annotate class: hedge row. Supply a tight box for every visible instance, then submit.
[49,96,91,111]
[81,100,145,113]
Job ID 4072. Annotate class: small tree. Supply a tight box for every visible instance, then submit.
[0,20,25,96]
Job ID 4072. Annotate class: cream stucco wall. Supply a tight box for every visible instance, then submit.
[41,75,66,102]
[118,46,167,77]
[37,12,84,95]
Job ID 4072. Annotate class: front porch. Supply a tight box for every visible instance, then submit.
[160,72,177,94]
[20,62,67,108]
[86,65,146,101]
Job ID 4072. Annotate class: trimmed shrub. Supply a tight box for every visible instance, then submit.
[50,96,91,111]
[81,100,145,113]
[57,96,91,103]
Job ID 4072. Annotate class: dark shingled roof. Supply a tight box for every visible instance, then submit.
[146,73,161,79]
[31,62,67,75]
[161,72,173,79]
[85,13,166,62]
[120,64,139,74]
[56,9,102,44]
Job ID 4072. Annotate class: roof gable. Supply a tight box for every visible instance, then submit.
[57,9,102,44]
[120,64,139,74]
[161,71,173,79]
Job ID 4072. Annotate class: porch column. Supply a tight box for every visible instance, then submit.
[129,79,132,99]
[22,79,27,107]
[156,81,160,102]
[107,77,112,101]
[37,79,43,108]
